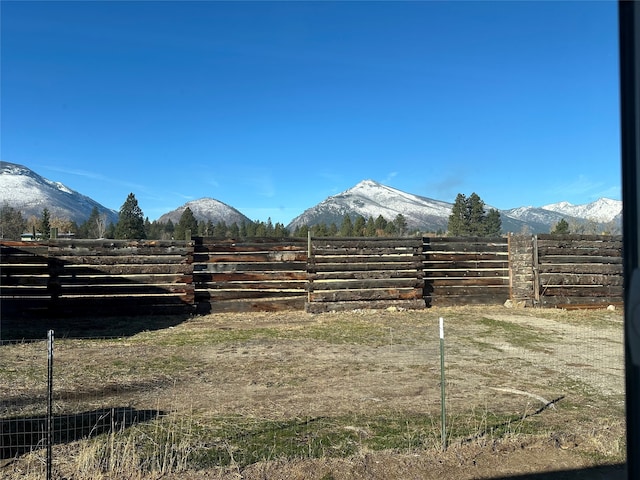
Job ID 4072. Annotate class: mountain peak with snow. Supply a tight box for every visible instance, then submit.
[157,197,251,225]
[542,197,621,223]
[287,179,454,232]
[0,161,118,225]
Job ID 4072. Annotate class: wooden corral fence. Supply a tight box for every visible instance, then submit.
[534,234,623,308]
[1,240,194,316]
[192,237,308,313]
[0,234,625,317]
[306,237,425,313]
[423,237,510,306]
[0,242,50,316]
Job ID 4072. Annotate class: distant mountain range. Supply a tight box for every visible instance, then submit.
[0,161,119,225]
[286,180,622,234]
[0,162,623,235]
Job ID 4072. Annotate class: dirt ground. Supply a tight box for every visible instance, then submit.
[0,306,627,479]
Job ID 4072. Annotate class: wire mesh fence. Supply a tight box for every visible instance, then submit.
[0,307,626,479]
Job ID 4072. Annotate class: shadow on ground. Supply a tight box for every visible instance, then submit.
[0,313,190,341]
[0,407,164,459]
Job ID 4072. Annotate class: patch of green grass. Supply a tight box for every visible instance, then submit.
[150,327,285,347]
[304,320,414,346]
[189,416,362,468]
[477,317,554,351]
[150,410,556,470]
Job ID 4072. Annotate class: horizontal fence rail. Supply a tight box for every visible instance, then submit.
[1,240,195,317]
[306,237,425,313]
[423,237,510,307]
[193,237,308,313]
[535,234,623,308]
[0,234,625,316]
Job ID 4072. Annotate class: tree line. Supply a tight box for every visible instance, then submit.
[0,193,415,241]
[1,191,616,241]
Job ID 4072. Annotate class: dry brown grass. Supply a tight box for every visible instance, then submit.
[0,306,626,479]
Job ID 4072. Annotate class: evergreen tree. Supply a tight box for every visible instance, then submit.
[274,222,288,238]
[164,219,175,238]
[213,220,228,237]
[312,223,328,237]
[374,215,387,233]
[448,192,501,237]
[551,218,570,234]
[0,205,26,240]
[254,221,267,237]
[115,193,146,239]
[79,206,100,238]
[384,221,397,235]
[40,208,51,239]
[340,214,353,236]
[174,207,198,240]
[448,194,469,236]
[365,216,376,237]
[483,208,502,236]
[467,193,486,236]
[105,222,116,239]
[328,222,338,236]
[393,214,408,236]
[353,215,366,236]
[229,222,240,238]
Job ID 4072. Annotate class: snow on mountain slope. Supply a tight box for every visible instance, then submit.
[157,197,251,225]
[288,179,454,232]
[0,161,119,225]
[542,198,622,223]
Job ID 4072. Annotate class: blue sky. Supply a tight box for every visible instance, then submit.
[1,1,620,224]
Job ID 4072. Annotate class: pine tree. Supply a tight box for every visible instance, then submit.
[173,207,198,240]
[115,193,146,239]
[365,216,376,237]
[340,214,353,236]
[393,214,407,236]
[483,208,502,236]
[374,215,387,233]
[551,218,570,234]
[312,223,328,237]
[165,219,175,238]
[467,193,486,236]
[213,220,227,237]
[229,222,240,238]
[448,192,502,237]
[448,194,469,236]
[353,215,366,236]
[40,208,51,239]
[79,206,100,238]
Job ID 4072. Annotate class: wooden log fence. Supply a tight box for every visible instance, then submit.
[306,237,425,313]
[1,240,194,317]
[535,234,623,308]
[0,234,625,317]
[192,237,308,313]
[423,237,510,307]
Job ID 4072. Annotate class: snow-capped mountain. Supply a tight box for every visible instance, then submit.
[157,197,251,226]
[287,180,622,234]
[0,161,118,225]
[542,198,622,223]
[288,180,455,232]
[1,161,623,236]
